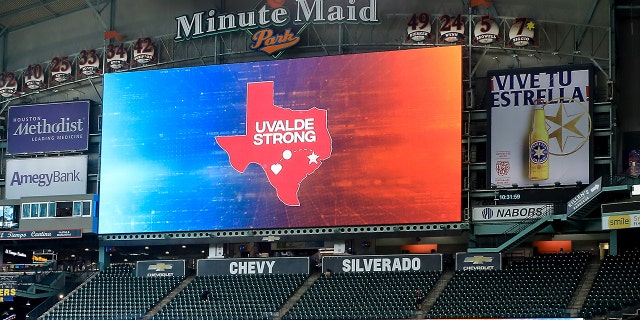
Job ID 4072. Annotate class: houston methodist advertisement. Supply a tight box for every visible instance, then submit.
[488,65,593,188]
[99,47,462,234]
[7,101,89,154]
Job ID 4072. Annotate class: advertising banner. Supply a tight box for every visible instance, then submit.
[197,257,310,276]
[602,213,640,230]
[566,177,602,216]
[455,252,502,271]
[601,202,640,230]
[100,46,462,234]
[0,229,82,240]
[7,101,89,154]
[488,65,592,188]
[321,254,442,273]
[472,204,553,222]
[136,260,186,277]
[5,155,87,199]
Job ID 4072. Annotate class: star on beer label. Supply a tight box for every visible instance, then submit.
[544,98,590,156]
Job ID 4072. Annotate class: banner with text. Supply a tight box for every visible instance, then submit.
[488,65,592,188]
[0,229,81,241]
[7,101,89,154]
[321,254,442,273]
[602,214,640,230]
[197,257,309,276]
[456,252,502,271]
[5,155,87,199]
[136,260,186,277]
[472,204,554,222]
[567,177,602,216]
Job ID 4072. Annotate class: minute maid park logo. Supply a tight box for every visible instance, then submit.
[174,0,379,58]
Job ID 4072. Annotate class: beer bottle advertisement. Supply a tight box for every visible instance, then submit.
[488,66,592,188]
[528,102,549,180]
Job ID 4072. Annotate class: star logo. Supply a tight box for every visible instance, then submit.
[308,151,319,164]
[543,97,591,156]
[526,21,535,30]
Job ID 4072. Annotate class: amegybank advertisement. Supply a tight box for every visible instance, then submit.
[7,101,89,154]
[5,155,87,199]
[100,47,462,234]
[488,65,592,188]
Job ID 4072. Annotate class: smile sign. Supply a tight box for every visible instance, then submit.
[175,0,379,57]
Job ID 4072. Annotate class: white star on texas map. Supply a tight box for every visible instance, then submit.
[308,151,319,164]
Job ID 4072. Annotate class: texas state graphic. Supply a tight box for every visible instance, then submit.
[215,81,332,206]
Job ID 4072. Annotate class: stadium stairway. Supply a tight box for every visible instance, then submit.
[568,255,602,317]
[273,271,322,320]
[469,178,631,254]
[142,274,197,319]
[420,269,455,318]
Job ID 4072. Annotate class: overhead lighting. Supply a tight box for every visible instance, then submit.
[26,300,30,306]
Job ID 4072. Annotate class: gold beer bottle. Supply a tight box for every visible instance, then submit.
[528,104,549,180]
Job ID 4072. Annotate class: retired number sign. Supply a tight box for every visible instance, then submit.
[106,42,128,70]
[78,49,100,76]
[0,72,18,98]
[23,64,45,90]
[132,37,155,64]
[50,56,72,83]
[439,14,465,43]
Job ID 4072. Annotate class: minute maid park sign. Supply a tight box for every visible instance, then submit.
[175,0,379,57]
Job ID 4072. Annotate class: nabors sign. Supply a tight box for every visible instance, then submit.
[175,0,379,57]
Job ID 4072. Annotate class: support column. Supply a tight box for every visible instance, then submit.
[208,243,225,258]
[609,230,618,256]
[98,245,110,271]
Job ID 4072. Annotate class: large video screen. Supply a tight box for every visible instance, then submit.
[488,65,593,188]
[99,47,462,234]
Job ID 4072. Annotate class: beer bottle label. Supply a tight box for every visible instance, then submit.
[529,140,549,164]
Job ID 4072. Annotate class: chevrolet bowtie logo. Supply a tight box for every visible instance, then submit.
[148,263,173,272]
[464,256,493,264]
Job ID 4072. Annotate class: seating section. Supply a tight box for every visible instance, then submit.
[36,251,640,320]
[40,264,183,320]
[580,249,640,318]
[428,252,589,319]
[282,271,441,320]
[152,273,306,320]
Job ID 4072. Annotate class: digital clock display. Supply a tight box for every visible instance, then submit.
[499,193,521,200]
